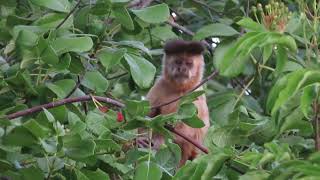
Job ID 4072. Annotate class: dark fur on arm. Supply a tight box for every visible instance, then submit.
[164,39,205,55]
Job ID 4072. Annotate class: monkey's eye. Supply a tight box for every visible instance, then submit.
[186,62,193,67]
[175,61,182,65]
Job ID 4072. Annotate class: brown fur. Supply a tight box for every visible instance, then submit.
[146,40,210,166]
[164,39,205,55]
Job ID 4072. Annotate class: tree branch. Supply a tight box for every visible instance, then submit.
[165,125,209,153]
[55,0,82,29]
[166,20,194,36]
[152,70,219,109]
[6,96,124,120]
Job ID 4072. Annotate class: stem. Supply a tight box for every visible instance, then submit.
[234,77,255,106]
[313,96,320,150]
[107,72,128,80]
[64,75,81,98]
[164,125,209,154]
[148,26,153,47]
[55,0,82,29]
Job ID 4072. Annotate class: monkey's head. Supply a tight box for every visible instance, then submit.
[163,40,205,85]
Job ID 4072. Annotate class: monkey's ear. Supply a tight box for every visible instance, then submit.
[164,39,205,55]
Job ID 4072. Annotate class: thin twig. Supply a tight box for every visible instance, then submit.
[152,70,219,109]
[107,72,128,80]
[148,26,153,47]
[191,0,223,16]
[313,99,320,151]
[166,20,194,36]
[55,0,82,29]
[165,125,208,153]
[64,75,81,98]
[234,77,255,106]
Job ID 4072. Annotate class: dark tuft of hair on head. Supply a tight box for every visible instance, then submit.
[164,39,205,55]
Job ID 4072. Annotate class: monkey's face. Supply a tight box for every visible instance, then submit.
[165,54,203,83]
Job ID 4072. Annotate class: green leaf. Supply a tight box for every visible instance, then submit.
[23,119,49,138]
[86,112,110,135]
[266,75,288,113]
[263,44,273,64]
[29,0,70,13]
[55,53,71,70]
[75,169,90,180]
[16,29,38,47]
[126,100,151,117]
[36,37,59,65]
[132,4,170,23]
[177,103,205,128]
[179,90,205,105]
[95,139,121,153]
[151,25,178,41]
[270,70,320,115]
[205,126,246,147]
[217,32,262,77]
[52,36,93,55]
[275,46,288,74]
[37,157,64,173]
[34,13,73,28]
[239,171,270,180]
[82,169,110,180]
[193,23,239,40]
[113,40,151,56]
[182,116,205,128]
[20,166,44,180]
[249,119,277,145]
[47,79,76,98]
[155,142,181,175]
[134,161,162,180]
[124,54,156,88]
[173,153,230,179]
[113,5,134,30]
[277,35,297,52]
[300,85,318,119]
[0,160,14,172]
[279,107,312,135]
[97,48,126,70]
[82,71,109,93]
[63,134,96,159]
[3,127,38,146]
[237,17,266,32]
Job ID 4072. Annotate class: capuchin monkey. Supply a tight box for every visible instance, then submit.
[137,39,210,166]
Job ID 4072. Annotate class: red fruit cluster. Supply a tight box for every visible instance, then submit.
[117,112,124,122]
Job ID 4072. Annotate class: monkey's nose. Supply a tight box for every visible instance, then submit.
[177,67,187,73]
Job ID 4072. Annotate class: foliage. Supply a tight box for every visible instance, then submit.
[0,0,320,179]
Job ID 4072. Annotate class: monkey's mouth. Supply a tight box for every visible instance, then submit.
[174,74,191,81]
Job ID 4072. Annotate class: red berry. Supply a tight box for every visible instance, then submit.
[117,112,124,122]
[99,106,109,113]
